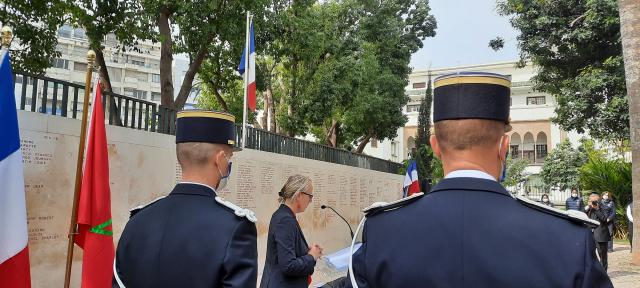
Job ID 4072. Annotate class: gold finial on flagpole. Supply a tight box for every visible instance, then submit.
[1,26,13,48]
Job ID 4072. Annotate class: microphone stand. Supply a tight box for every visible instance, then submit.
[321,205,355,239]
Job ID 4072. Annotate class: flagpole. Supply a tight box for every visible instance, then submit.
[63,50,96,288]
[241,12,251,149]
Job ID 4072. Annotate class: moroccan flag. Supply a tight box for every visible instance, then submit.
[74,80,114,288]
[238,20,256,111]
[0,47,32,288]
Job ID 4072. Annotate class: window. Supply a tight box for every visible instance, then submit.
[73,28,86,39]
[526,96,546,105]
[151,92,161,101]
[536,144,548,160]
[152,74,161,83]
[73,62,87,72]
[51,58,69,69]
[125,89,147,100]
[131,60,145,66]
[510,145,520,158]
[412,82,426,89]
[407,104,420,112]
[371,138,378,148]
[57,25,72,38]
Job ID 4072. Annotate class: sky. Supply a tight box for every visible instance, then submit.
[410,0,520,70]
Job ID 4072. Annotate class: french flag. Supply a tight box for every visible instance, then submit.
[238,21,256,111]
[403,160,420,197]
[0,50,32,287]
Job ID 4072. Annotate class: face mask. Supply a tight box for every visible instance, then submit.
[542,198,549,203]
[571,194,578,198]
[603,196,609,201]
[217,153,232,191]
[498,136,507,183]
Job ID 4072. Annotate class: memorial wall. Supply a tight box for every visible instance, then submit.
[17,110,404,287]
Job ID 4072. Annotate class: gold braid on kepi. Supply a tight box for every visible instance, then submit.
[433,72,512,132]
[175,110,240,150]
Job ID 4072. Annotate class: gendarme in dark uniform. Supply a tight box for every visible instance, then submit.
[113,110,258,288]
[346,72,613,288]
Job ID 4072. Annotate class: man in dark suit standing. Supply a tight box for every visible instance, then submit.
[586,192,611,271]
[344,72,612,288]
[113,110,258,288]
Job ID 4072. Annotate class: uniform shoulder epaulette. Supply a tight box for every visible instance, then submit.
[129,196,166,218]
[514,195,599,228]
[215,196,257,223]
[362,192,425,217]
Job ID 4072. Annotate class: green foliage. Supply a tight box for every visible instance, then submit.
[497,0,628,141]
[67,0,147,52]
[197,79,257,124]
[0,1,65,74]
[415,74,433,180]
[261,0,436,149]
[580,152,631,238]
[400,146,443,184]
[540,139,587,190]
[503,156,530,188]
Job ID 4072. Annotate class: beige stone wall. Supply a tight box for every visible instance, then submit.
[18,111,403,287]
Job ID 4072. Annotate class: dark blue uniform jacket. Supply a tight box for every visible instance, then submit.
[113,183,257,288]
[348,177,612,288]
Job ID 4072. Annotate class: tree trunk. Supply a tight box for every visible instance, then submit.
[174,40,210,109]
[355,132,373,154]
[618,0,640,265]
[325,119,339,147]
[266,87,276,132]
[94,49,112,92]
[158,7,175,108]
[261,90,269,130]
[207,80,229,112]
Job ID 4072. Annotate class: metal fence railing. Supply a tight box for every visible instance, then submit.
[12,71,403,174]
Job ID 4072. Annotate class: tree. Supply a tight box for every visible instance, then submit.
[503,157,530,189]
[415,73,433,182]
[197,79,257,124]
[617,0,640,264]
[141,0,268,110]
[496,0,628,141]
[540,139,588,191]
[0,1,65,74]
[67,0,148,93]
[580,151,631,239]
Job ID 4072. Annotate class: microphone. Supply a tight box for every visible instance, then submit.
[321,205,354,239]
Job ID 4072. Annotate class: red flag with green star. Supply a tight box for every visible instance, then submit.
[74,81,114,288]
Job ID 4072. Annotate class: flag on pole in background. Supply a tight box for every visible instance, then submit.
[403,160,420,197]
[0,49,32,288]
[73,80,115,288]
[238,21,256,111]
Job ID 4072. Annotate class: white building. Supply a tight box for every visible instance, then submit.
[17,25,196,109]
[362,61,586,197]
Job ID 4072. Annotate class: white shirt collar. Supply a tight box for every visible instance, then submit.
[178,181,218,193]
[444,170,496,181]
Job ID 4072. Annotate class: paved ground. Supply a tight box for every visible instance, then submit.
[608,243,640,287]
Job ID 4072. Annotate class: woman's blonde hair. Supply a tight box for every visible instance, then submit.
[278,174,312,203]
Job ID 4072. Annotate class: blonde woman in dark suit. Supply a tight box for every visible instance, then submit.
[260,175,323,288]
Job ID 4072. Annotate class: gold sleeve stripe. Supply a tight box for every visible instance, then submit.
[434,76,511,88]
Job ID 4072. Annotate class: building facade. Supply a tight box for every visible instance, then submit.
[362,61,586,198]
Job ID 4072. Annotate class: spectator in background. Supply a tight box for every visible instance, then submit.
[586,192,610,271]
[601,191,616,252]
[566,188,583,211]
[541,194,554,208]
[628,201,633,252]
